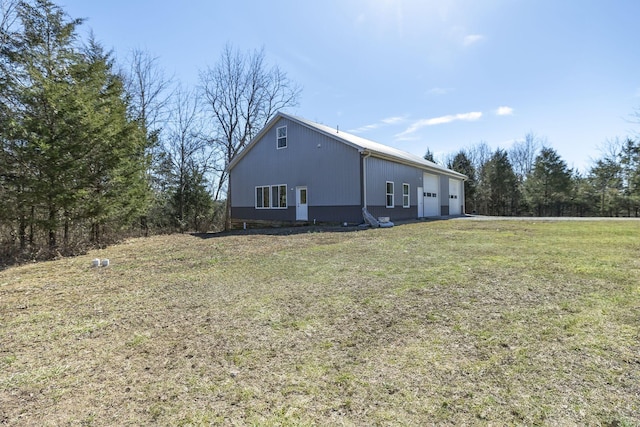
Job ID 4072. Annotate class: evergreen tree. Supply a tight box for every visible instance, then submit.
[481,149,519,215]
[448,150,476,213]
[0,0,149,256]
[619,138,640,216]
[423,148,436,163]
[75,39,150,243]
[2,0,85,250]
[523,147,572,216]
[566,172,593,216]
[171,168,214,232]
[589,157,622,216]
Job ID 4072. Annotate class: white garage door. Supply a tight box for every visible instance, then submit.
[423,173,440,217]
[449,179,461,215]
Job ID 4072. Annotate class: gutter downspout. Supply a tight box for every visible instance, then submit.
[361,151,371,209]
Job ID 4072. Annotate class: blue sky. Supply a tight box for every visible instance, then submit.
[61,0,640,173]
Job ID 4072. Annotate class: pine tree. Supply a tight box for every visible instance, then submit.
[2,0,85,250]
[620,138,640,216]
[482,149,519,216]
[448,150,476,213]
[423,148,436,163]
[589,157,622,217]
[1,0,149,256]
[523,147,572,216]
[568,172,598,217]
[75,39,150,243]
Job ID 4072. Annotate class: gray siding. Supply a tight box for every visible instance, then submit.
[368,205,417,220]
[230,117,361,221]
[232,205,362,223]
[440,175,449,216]
[232,207,294,222]
[230,115,466,224]
[365,157,422,221]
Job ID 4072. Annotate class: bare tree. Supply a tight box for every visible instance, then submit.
[0,0,18,49]
[122,48,173,146]
[467,140,492,174]
[0,0,19,91]
[118,48,174,234]
[509,131,541,182]
[199,44,301,228]
[466,141,493,215]
[164,86,214,230]
[597,137,623,162]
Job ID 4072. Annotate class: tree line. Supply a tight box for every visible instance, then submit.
[1,0,638,265]
[0,0,300,264]
[435,133,640,217]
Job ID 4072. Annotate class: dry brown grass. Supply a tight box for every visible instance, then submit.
[1,220,639,426]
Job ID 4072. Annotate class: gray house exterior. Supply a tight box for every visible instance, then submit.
[228,113,466,225]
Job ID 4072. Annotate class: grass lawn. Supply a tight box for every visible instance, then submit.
[1,219,639,426]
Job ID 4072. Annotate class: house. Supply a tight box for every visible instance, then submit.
[228,112,466,226]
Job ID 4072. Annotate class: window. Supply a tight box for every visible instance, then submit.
[271,184,287,208]
[403,183,410,208]
[256,185,287,209]
[386,181,394,208]
[256,186,270,208]
[277,126,287,149]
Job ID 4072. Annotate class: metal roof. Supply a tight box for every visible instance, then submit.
[229,112,467,180]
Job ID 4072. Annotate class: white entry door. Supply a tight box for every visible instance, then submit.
[449,179,461,215]
[296,186,308,221]
[417,187,424,217]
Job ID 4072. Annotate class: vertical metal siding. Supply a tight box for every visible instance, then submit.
[365,157,422,208]
[230,118,361,208]
[439,175,449,215]
[230,116,467,222]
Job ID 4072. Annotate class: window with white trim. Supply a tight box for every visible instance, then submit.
[386,181,394,208]
[256,185,287,209]
[256,186,270,209]
[403,183,410,208]
[271,184,287,208]
[277,126,287,149]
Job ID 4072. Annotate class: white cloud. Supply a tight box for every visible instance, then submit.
[381,116,405,125]
[463,34,484,47]
[349,116,406,134]
[395,112,482,138]
[496,106,514,116]
[349,123,380,133]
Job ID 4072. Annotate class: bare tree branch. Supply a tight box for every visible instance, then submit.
[509,131,541,181]
[121,48,173,139]
[0,0,19,51]
[199,44,301,228]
